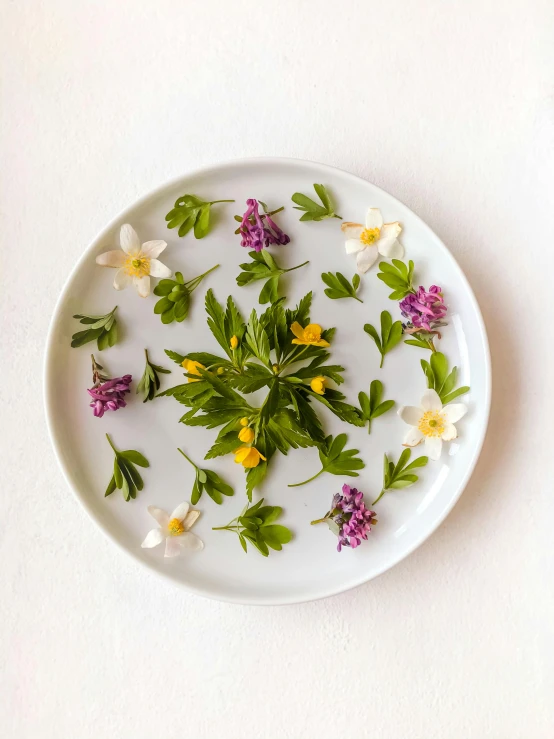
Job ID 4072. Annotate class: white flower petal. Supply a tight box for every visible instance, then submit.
[147,506,170,528]
[170,502,189,522]
[182,510,200,531]
[141,528,164,549]
[403,426,424,447]
[441,423,458,441]
[164,537,181,558]
[356,246,379,273]
[140,240,167,259]
[365,208,383,230]
[178,532,204,551]
[421,389,442,411]
[443,403,468,423]
[425,436,443,460]
[341,223,364,240]
[133,274,151,297]
[113,268,132,291]
[378,238,404,259]
[96,250,126,268]
[380,222,402,240]
[345,238,365,254]
[148,259,172,278]
[399,405,424,426]
[120,224,141,256]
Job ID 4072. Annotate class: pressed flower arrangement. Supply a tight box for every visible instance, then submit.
[66,181,473,567]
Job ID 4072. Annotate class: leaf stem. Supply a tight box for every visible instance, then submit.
[186,264,220,290]
[379,354,384,369]
[177,448,197,470]
[354,296,363,304]
[284,260,310,274]
[106,433,118,454]
[372,489,386,506]
[310,516,328,525]
[288,468,323,487]
[209,200,235,205]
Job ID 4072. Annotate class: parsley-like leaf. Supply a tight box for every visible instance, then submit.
[420,352,470,404]
[321,272,362,302]
[372,449,428,504]
[358,379,395,434]
[364,311,403,368]
[136,349,171,402]
[165,195,234,239]
[237,250,309,305]
[177,448,234,505]
[104,434,149,502]
[71,306,118,350]
[291,184,341,221]
[288,433,364,487]
[376,259,415,300]
[213,498,292,556]
[153,266,218,324]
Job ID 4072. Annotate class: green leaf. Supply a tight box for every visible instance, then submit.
[441,386,470,404]
[236,250,308,305]
[194,205,211,238]
[288,433,364,487]
[177,448,234,505]
[291,184,341,221]
[358,379,395,433]
[152,267,218,325]
[373,448,428,505]
[376,260,414,299]
[213,498,292,557]
[71,307,118,350]
[136,349,171,402]
[420,352,471,404]
[364,311,403,367]
[166,194,233,239]
[245,310,270,365]
[321,272,362,302]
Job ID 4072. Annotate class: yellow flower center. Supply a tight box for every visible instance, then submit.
[418,410,446,438]
[305,327,321,343]
[360,227,380,246]
[167,518,185,536]
[124,255,150,277]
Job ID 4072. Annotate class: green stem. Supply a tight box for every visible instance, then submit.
[379,354,384,369]
[284,260,310,274]
[428,339,436,352]
[310,516,328,526]
[209,200,235,205]
[177,448,197,470]
[354,296,363,304]
[263,206,284,218]
[106,434,118,454]
[288,468,324,488]
[186,264,220,291]
[367,419,372,435]
[371,489,386,506]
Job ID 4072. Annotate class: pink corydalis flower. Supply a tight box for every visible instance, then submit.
[399,285,447,333]
[312,484,377,552]
[87,355,132,417]
[238,199,290,252]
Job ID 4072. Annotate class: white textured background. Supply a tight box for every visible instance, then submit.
[1,1,553,737]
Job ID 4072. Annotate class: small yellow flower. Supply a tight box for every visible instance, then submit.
[240,417,249,427]
[310,376,327,395]
[182,358,205,383]
[290,322,330,347]
[230,335,239,350]
[238,426,255,443]
[233,446,267,468]
[216,367,225,375]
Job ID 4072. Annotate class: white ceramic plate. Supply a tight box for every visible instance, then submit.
[44,158,490,605]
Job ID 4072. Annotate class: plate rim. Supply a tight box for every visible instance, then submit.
[43,156,492,605]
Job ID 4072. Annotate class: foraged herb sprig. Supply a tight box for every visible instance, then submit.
[321,272,362,302]
[213,498,292,556]
[377,259,414,299]
[358,380,395,434]
[237,250,309,305]
[288,434,364,487]
[71,306,118,350]
[291,184,341,221]
[364,311,403,368]
[421,352,470,404]
[372,449,428,505]
[165,195,234,239]
[136,349,171,402]
[153,266,218,324]
[104,434,150,501]
[177,448,234,505]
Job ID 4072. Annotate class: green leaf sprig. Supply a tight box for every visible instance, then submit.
[136,349,171,402]
[358,380,395,434]
[291,184,341,221]
[321,272,362,302]
[288,433,364,487]
[153,266,218,324]
[237,250,309,305]
[421,352,470,404]
[372,449,428,505]
[377,259,414,300]
[165,195,234,239]
[104,434,150,501]
[71,306,118,350]
[212,498,292,556]
[364,311,403,368]
[177,448,234,505]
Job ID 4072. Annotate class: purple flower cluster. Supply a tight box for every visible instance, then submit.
[399,285,447,333]
[331,484,377,552]
[238,199,290,252]
[88,375,132,417]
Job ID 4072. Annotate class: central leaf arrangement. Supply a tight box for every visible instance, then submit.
[161,289,365,500]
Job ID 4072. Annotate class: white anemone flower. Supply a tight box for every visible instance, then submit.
[141,502,203,557]
[398,389,467,461]
[342,208,404,274]
[96,224,171,298]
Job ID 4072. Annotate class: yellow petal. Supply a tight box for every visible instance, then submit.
[290,322,305,339]
[238,427,255,443]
